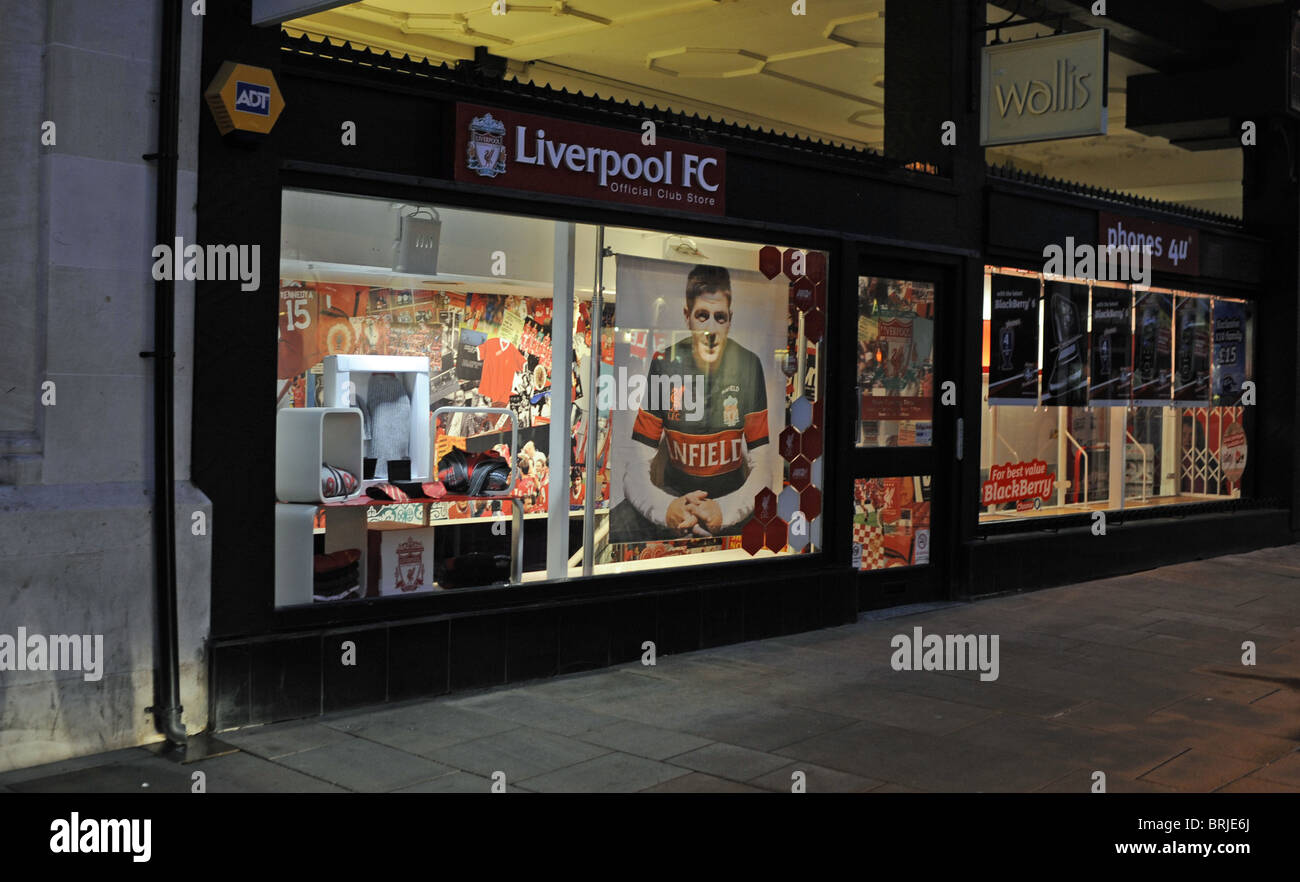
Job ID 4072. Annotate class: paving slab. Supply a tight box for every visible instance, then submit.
[1216,774,1300,793]
[189,751,347,793]
[640,772,767,793]
[747,762,885,793]
[446,691,622,737]
[519,751,691,793]
[575,720,712,761]
[274,738,457,793]
[677,705,860,751]
[323,702,520,756]
[391,771,495,793]
[778,721,1078,792]
[1139,749,1261,792]
[798,683,1001,736]
[220,721,355,760]
[668,742,792,782]
[1250,749,1300,787]
[1035,769,1180,793]
[951,714,1185,779]
[421,727,610,781]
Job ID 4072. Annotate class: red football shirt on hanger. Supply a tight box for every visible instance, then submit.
[477,338,526,405]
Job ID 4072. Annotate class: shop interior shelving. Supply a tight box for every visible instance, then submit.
[277,486,529,608]
[275,406,364,504]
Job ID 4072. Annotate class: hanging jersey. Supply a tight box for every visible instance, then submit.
[477,339,525,405]
[631,338,768,499]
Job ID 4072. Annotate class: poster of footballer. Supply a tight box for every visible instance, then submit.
[606,254,787,551]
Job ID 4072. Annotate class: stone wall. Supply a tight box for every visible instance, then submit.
[0,0,210,772]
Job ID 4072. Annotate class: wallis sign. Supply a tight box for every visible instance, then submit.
[454,103,726,216]
[980,29,1108,147]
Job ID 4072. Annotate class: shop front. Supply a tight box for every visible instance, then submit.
[197,10,980,727]
[195,5,1298,730]
[960,173,1294,595]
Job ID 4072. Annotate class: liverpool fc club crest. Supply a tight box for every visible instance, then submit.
[723,394,739,427]
[467,113,507,178]
[394,536,426,593]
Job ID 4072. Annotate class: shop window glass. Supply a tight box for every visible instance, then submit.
[852,476,932,570]
[856,277,935,447]
[273,189,826,606]
[584,228,826,572]
[980,267,1251,524]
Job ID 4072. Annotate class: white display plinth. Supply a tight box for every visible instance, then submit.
[323,355,431,481]
[276,407,364,504]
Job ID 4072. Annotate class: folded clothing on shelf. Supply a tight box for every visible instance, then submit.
[394,481,447,500]
[314,561,359,586]
[366,482,410,502]
[321,464,359,499]
[363,481,450,502]
[436,448,511,496]
[313,548,362,602]
[313,548,361,573]
[314,583,361,603]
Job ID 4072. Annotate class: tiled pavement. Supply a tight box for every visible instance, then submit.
[5,545,1300,793]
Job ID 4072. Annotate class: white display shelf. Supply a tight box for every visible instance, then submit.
[323,354,431,481]
[275,407,364,504]
[275,504,367,607]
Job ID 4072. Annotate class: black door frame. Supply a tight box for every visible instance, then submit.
[842,247,967,611]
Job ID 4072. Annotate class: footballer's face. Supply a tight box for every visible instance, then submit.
[685,289,731,367]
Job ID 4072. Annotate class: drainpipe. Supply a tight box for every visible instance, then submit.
[142,0,187,749]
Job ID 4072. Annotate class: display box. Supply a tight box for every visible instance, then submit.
[323,355,431,480]
[275,407,364,504]
[276,504,368,606]
[367,525,439,596]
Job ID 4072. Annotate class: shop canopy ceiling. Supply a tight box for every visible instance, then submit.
[279,0,886,151]
[272,0,1278,218]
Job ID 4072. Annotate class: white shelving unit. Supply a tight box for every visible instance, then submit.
[275,504,367,607]
[275,407,364,504]
[323,354,431,481]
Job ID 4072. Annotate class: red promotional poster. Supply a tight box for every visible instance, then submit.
[982,460,1056,509]
[278,280,320,379]
[860,317,930,420]
[1221,425,1247,483]
[852,476,932,571]
[857,278,936,440]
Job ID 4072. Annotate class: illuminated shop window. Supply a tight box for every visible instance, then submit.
[272,189,828,606]
[979,267,1251,524]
